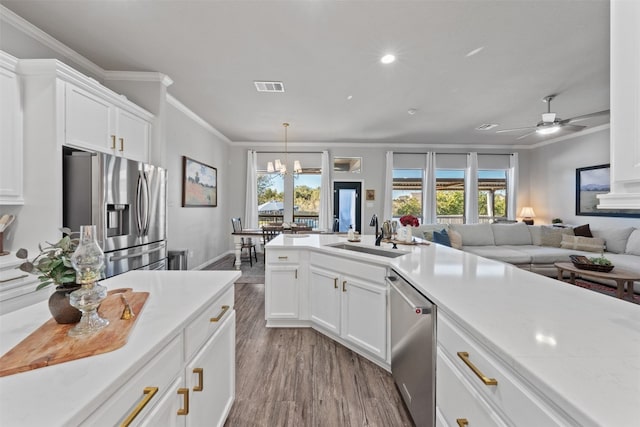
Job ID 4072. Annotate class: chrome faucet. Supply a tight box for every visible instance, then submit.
[370,214,383,246]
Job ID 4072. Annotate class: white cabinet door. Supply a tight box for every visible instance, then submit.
[65,83,113,153]
[140,376,186,427]
[341,275,387,360]
[266,265,300,319]
[0,64,24,204]
[309,266,341,335]
[186,311,235,427]
[115,108,150,162]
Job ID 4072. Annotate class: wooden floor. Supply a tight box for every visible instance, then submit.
[224,283,414,427]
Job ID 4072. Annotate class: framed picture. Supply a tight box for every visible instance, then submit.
[576,164,639,217]
[182,156,217,207]
[366,189,375,201]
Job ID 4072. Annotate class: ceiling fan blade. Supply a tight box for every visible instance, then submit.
[560,124,587,132]
[516,131,537,140]
[496,126,537,134]
[562,110,610,124]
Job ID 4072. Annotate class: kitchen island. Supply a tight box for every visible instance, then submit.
[265,233,640,427]
[0,270,240,426]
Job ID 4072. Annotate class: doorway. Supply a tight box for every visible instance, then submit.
[333,182,362,232]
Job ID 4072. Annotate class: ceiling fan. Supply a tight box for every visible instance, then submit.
[496,95,609,140]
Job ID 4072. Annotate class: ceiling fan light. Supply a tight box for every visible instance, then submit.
[267,162,275,173]
[536,125,561,135]
[542,112,556,123]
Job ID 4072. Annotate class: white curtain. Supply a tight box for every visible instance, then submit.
[507,153,519,220]
[318,150,332,231]
[383,151,394,220]
[244,150,258,228]
[423,152,436,224]
[465,152,479,224]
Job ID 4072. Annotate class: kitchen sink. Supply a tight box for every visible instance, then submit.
[325,243,408,258]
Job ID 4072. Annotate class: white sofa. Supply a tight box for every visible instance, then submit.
[417,222,640,290]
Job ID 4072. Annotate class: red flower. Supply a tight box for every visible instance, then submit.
[399,215,420,227]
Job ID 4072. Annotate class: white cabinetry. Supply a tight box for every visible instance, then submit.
[436,312,569,426]
[265,249,304,324]
[0,52,24,205]
[309,253,387,364]
[0,258,45,315]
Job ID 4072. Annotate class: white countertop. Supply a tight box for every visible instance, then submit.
[0,269,240,426]
[267,234,640,426]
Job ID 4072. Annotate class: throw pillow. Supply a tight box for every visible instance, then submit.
[540,226,574,247]
[449,229,463,249]
[625,229,640,256]
[592,227,635,254]
[573,224,593,238]
[433,230,451,247]
[560,235,606,252]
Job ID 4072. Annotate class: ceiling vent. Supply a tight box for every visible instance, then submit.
[476,123,499,130]
[254,81,285,93]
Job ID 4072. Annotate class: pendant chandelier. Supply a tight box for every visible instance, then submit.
[267,123,302,175]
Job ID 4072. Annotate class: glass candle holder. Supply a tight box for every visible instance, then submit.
[68,225,109,337]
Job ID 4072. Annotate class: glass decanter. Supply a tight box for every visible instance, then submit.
[68,225,109,337]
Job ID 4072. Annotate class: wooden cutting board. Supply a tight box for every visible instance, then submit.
[0,288,149,377]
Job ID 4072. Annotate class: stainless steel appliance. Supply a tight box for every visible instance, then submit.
[388,271,436,427]
[63,147,167,277]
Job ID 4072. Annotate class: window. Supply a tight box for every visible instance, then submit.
[392,169,423,219]
[478,170,508,222]
[257,172,284,226]
[294,171,321,228]
[436,169,465,224]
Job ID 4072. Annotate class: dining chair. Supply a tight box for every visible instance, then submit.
[231,217,257,266]
[262,226,283,262]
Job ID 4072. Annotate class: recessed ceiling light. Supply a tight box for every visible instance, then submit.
[380,54,396,64]
[465,46,485,57]
[347,95,353,100]
[407,108,417,115]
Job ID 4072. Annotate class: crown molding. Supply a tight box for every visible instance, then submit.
[528,123,610,149]
[104,70,173,87]
[232,140,531,150]
[0,5,105,79]
[166,94,231,144]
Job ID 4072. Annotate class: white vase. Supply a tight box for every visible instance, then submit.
[405,226,413,243]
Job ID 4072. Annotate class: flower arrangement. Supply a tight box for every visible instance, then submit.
[16,228,79,290]
[399,215,420,227]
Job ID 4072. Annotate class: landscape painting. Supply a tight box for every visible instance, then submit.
[182,156,217,207]
[576,164,639,217]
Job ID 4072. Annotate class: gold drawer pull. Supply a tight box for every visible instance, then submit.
[177,387,189,415]
[457,419,469,427]
[295,269,298,279]
[121,386,158,427]
[457,351,498,386]
[333,278,338,289]
[111,135,116,149]
[342,280,347,292]
[278,256,288,260]
[0,274,28,284]
[193,367,204,392]
[210,305,230,322]
[119,137,124,151]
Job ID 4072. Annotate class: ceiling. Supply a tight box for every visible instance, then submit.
[1,0,611,147]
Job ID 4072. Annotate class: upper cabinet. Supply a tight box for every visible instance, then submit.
[0,52,24,205]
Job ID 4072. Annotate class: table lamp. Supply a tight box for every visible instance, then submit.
[520,207,536,225]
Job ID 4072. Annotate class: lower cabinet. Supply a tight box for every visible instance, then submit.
[265,265,300,320]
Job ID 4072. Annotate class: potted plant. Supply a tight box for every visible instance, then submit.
[552,218,563,224]
[16,228,82,324]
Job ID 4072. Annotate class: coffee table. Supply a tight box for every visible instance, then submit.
[554,262,640,300]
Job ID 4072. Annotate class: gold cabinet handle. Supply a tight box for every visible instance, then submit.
[119,137,124,151]
[457,419,469,427]
[278,256,288,260]
[193,367,204,392]
[210,305,230,322]
[295,269,298,279]
[177,387,189,416]
[0,274,28,284]
[120,386,158,427]
[111,135,116,149]
[457,351,498,386]
[342,280,347,292]
[333,278,338,289]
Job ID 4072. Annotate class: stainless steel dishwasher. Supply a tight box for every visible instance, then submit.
[388,270,436,427]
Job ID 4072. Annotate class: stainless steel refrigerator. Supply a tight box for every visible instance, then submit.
[63,147,167,277]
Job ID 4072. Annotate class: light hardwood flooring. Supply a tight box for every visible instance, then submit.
[224,283,414,427]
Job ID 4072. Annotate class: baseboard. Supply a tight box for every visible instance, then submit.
[193,250,235,271]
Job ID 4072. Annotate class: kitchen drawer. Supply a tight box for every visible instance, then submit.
[311,252,386,284]
[437,348,507,427]
[438,313,565,426]
[184,286,234,360]
[81,333,182,426]
[266,249,300,264]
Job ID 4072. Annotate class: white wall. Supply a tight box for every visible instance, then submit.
[165,102,231,269]
[528,128,640,228]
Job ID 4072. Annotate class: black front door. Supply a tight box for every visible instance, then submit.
[333,182,362,232]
